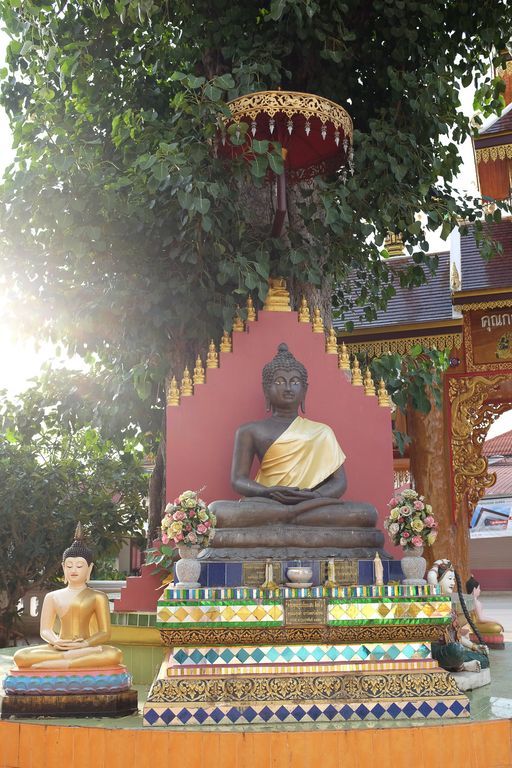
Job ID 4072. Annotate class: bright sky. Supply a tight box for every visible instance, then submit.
[0,34,509,438]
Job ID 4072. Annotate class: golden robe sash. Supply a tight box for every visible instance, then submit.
[255,417,345,490]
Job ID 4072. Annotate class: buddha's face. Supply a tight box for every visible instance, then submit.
[62,556,92,587]
[267,367,307,411]
[439,569,456,595]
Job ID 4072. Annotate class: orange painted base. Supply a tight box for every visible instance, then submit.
[1,718,512,768]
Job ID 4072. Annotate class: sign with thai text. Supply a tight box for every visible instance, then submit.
[466,308,512,368]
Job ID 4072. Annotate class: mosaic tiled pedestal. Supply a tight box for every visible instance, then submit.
[143,585,470,726]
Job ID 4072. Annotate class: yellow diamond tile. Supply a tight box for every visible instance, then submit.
[158,608,171,623]
[361,604,378,619]
[421,603,435,618]
[269,605,283,620]
[234,606,251,621]
[378,603,391,617]
[406,603,421,618]
[328,604,343,621]
[220,606,236,621]
[345,604,360,620]
[251,606,268,621]
[172,607,189,622]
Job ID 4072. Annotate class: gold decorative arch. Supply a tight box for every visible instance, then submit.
[449,374,511,521]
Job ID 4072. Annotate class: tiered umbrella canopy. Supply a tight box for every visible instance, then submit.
[218,90,353,236]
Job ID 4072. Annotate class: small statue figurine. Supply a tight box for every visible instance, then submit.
[4,525,137,716]
[338,342,350,371]
[181,366,193,396]
[206,339,219,368]
[427,559,490,675]
[298,296,311,324]
[312,307,324,333]
[326,327,338,354]
[263,277,291,312]
[324,557,338,588]
[193,355,205,385]
[220,331,232,353]
[373,552,384,585]
[261,559,278,589]
[466,575,504,647]
[246,295,257,322]
[14,525,124,670]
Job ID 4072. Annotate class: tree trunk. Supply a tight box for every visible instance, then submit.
[408,394,470,581]
[146,437,166,547]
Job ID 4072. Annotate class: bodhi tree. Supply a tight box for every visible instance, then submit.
[0,367,148,646]
[0,0,510,537]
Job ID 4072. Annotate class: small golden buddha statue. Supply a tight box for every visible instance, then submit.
[220,331,232,353]
[206,340,219,368]
[363,368,376,396]
[263,277,291,312]
[338,341,350,370]
[14,526,123,670]
[246,295,256,322]
[233,308,245,332]
[312,307,324,333]
[326,327,338,354]
[378,378,391,407]
[181,366,193,396]
[298,296,311,324]
[193,355,205,385]
[168,376,180,406]
[351,357,363,386]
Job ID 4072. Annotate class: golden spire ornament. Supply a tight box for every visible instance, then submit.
[193,355,205,385]
[326,327,338,354]
[364,368,376,396]
[206,340,219,369]
[246,295,256,321]
[181,366,193,396]
[298,296,311,324]
[338,341,350,370]
[220,331,232,353]
[351,357,363,386]
[378,378,392,407]
[168,376,180,406]
[312,307,324,333]
[232,308,245,332]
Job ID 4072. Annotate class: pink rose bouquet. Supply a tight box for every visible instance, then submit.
[383,488,437,550]
[161,490,216,549]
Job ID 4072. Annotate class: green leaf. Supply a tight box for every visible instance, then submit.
[251,139,269,154]
[268,152,284,175]
[250,155,268,178]
[213,74,235,90]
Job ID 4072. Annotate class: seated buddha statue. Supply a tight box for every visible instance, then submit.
[208,343,384,558]
[466,575,504,646]
[14,526,123,670]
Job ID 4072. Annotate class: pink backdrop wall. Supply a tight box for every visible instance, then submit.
[166,311,395,537]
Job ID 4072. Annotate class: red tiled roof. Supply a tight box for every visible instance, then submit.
[483,429,512,457]
[485,461,512,497]
[478,104,512,137]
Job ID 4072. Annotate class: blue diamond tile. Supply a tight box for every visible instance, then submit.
[387,703,401,719]
[291,705,306,721]
[236,649,249,663]
[281,647,294,662]
[173,650,187,664]
[243,706,258,723]
[297,647,309,661]
[308,704,322,720]
[177,708,192,724]
[327,646,340,661]
[227,707,241,723]
[359,645,370,660]
[355,704,370,720]
[193,708,208,724]
[266,647,279,662]
[324,704,337,721]
[190,649,204,664]
[205,649,220,663]
[160,708,175,725]
[449,700,465,716]
[372,703,385,719]
[419,701,433,717]
[144,708,159,725]
[210,707,225,724]
[340,705,354,720]
[275,706,290,722]
[221,649,234,663]
[251,648,265,663]
[402,702,417,718]
[434,702,448,716]
[259,706,274,723]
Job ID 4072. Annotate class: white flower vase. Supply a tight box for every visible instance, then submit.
[175,545,202,588]
[401,546,427,585]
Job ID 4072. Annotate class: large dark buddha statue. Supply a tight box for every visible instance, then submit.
[208,343,384,559]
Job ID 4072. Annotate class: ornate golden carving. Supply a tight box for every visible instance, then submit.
[449,375,509,519]
[326,327,338,354]
[364,369,376,397]
[298,296,311,323]
[351,357,363,386]
[147,669,458,704]
[344,334,462,358]
[263,277,292,312]
[220,331,232,353]
[167,376,180,406]
[384,232,405,257]
[450,263,461,292]
[181,366,193,396]
[192,356,205,385]
[338,341,350,370]
[206,340,219,368]
[312,307,324,333]
[227,90,353,138]
[246,296,256,322]
[459,299,512,312]
[160,624,446,646]
[475,144,512,163]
